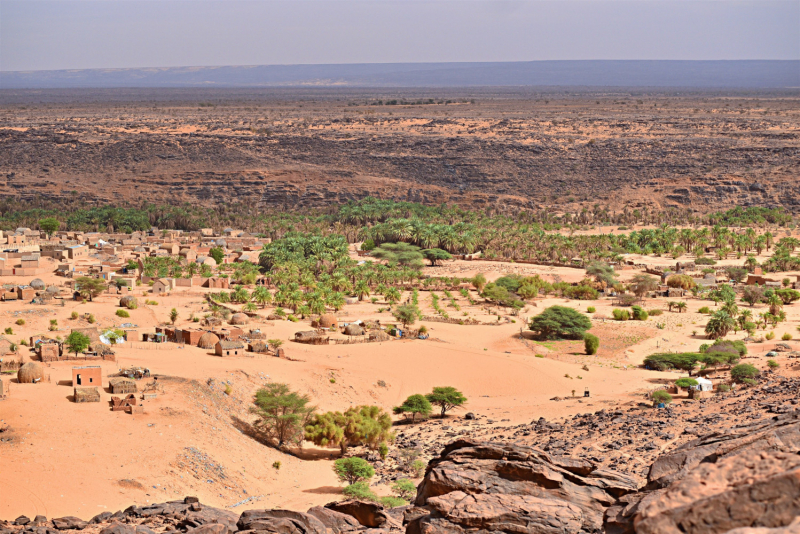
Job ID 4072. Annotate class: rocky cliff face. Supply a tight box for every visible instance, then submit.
[3,412,798,534]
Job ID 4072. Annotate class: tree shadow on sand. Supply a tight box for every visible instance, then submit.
[230,415,340,461]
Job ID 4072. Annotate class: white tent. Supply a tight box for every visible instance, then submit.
[694,377,713,392]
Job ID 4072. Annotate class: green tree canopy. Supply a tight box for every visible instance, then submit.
[393,394,432,422]
[421,248,453,266]
[75,276,107,301]
[65,331,91,357]
[250,383,316,448]
[426,386,467,418]
[371,242,424,268]
[333,457,375,485]
[529,306,592,340]
[392,303,419,328]
[39,217,60,237]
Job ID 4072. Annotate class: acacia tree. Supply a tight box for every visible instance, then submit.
[426,386,467,418]
[250,383,316,448]
[629,274,659,301]
[393,394,432,422]
[75,277,107,301]
[65,331,91,357]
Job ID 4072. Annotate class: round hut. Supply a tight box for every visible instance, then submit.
[319,314,338,329]
[344,324,364,336]
[46,286,60,296]
[197,332,220,349]
[18,362,45,384]
[30,279,46,290]
[120,296,138,309]
[230,313,249,325]
[369,330,392,342]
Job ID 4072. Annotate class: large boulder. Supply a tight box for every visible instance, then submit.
[306,506,362,533]
[236,509,327,534]
[605,411,800,534]
[410,439,640,533]
[324,501,389,529]
[52,517,87,530]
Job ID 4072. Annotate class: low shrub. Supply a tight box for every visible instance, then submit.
[586,306,596,313]
[584,333,599,355]
[343,482,377,501]
[631,305,648,321]
[116,309,130,318]
[612,309,630,321]
[698,306,711,314]
[15,319,25,326]
[652,390,672,406]
[731,363,759,383]
[717,384,731,393]
[647,309,663,316]
[765,332,775,341]
[675,377,699,388]
[782,333,792,341]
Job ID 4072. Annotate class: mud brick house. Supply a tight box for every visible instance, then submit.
[67,245,89,260]
[213,327,243,341]
[151,278,174,295]
[215,340,244,357]
[204,277,230,289]
[16,286,36,300]
[36,341,61,362]
[0,336,14,355]
[175,329,204,345]
[72,365,102,387]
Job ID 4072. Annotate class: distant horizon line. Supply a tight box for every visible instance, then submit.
[3,59,798,74]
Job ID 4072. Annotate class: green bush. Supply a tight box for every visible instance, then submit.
[782,333,792,341]
[698,306,711,314]
[70,311,79,320]
[717,384,731,393]
[765,332,775,341]
[730,363,759,383]
[378,442,389,460]
[652,390,672,406]
[586,306,596,313]
[379,496,407,508]
[584,333,599,355]
[333,457,375,485]
[767,359,779,369]
[675,377,698,388]
[393,394,432,422]
[343,481,377,501]
[86,314,96,324]
[116,309,130,318]
[15,319,25,326]
[695,257,717,265]
[612,309,630,321]
[391,478,416,500]
[648,309,663,316]
[631,305,648,321]
[644,352,701,372]
[529,306,592,340]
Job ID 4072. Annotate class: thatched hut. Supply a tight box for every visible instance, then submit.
[197,332,220,349]
[369,330,392,342]
[119,296,138,309]
[17,362,44,384]
[230,313,249,325]
[344,324,364,336]
[109,376,137,394]
[74,387,101,403]
[30,279,46,290]
[295,331,329,345]
[318,314,338,329]
[248,341,269,353]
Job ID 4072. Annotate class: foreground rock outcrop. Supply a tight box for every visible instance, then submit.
[3,412,798,534]
[605,410,800,534]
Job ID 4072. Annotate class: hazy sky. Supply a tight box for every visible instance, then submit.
[1,0,798,71]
